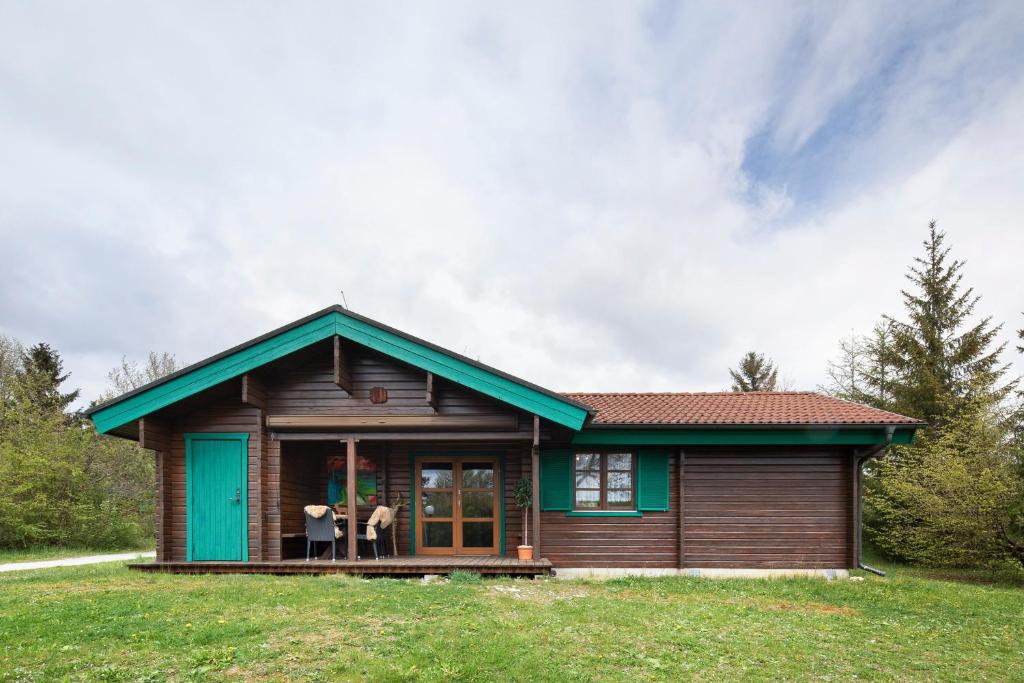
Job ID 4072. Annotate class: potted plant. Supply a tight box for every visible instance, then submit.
[514,478,534,560]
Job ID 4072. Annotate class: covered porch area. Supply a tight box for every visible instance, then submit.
[270,430,537,564]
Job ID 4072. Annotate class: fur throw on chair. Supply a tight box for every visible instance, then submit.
[364,505,395,540]
[304,505,342,539]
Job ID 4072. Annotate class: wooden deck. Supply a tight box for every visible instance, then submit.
[128,556,552,577]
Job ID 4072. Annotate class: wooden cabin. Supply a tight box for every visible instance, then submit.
[86,306,922,577]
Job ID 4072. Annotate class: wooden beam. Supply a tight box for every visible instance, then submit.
[678,448,685,569]
[333,336,353,394]
[270,431,536,442]
[241,373,267,409]
[266,438,282,561]
[265,414,518,430]
[347,437,357,561]
[425,372,437,411]
[138,417,169,451]
[532,415,541,560]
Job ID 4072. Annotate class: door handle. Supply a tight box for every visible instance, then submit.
[230,488,240,503]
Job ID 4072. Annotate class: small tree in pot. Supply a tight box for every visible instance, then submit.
[514,478,534,560]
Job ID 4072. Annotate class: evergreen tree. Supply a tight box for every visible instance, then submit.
[17,343,80,414]
[729,351,779,392]
[884,222,1012,425]
[867,390,1022,568]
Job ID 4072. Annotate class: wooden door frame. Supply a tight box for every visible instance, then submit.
[185,432,250,562]
[411,453,505,557]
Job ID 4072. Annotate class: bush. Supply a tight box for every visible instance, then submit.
[0,408,153,550]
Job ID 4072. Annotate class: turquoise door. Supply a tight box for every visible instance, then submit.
[186,434,249,561]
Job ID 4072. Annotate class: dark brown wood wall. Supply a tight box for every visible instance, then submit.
[164,402,263,562]
[263,341,536,438]
[682,451,852,569]
[540,459,680,568]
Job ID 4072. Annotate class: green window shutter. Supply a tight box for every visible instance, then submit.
[637,448,670,512]
[539,448,573,511]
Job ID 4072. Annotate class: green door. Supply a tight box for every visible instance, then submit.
[186,434,248,561]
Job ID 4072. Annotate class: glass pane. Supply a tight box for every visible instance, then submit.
[608,471,632,488]
[421,463,453,489]
[575,490,600,508]
[575,453,599,470]
[422,492,453,518]
[462,521,493,548]
[462,491,494,518]
[607,489,633,507]
[462,462,494,489]
[423,522,453,547]
[575,472,599,489]
[607,453,632,470]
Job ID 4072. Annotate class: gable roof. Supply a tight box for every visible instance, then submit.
[564,392,924,427]
[87,306,594,433]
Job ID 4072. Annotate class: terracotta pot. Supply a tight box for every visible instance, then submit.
[517,545,534,561]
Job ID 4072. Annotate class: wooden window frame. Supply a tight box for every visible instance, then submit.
[572,450,636,511]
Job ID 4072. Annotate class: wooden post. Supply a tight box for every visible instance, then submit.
[531,415,541,560]
[266,437,281,561]
[347,437,357,560]
[678,448,685,569]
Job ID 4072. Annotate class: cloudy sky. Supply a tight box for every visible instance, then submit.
[1,2,1022,407]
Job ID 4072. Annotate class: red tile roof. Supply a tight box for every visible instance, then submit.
[563,392,923,426]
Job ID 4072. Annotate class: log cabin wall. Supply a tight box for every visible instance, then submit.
[541,458,680,569]
[681,448,853,569]
[261,340,538,439]
[163,399,263,562]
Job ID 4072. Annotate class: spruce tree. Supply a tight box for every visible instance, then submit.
[18,343,80,414]
[885,222,1011,425]
[729,351,779,392]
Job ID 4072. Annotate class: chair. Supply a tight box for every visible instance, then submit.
[356,521,383,560]
[304,509,343,561]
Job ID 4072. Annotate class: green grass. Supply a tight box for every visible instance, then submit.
[0,546,153,564]
[1,564,1022,682]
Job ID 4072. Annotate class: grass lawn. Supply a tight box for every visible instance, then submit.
[1,564,1022,682]
[0,546,154,564]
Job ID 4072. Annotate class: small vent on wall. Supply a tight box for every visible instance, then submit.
[369,387,388,404]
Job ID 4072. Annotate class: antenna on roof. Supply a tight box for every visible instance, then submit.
[339,290,349,310]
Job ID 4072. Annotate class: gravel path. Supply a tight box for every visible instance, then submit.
[0,551,156,572]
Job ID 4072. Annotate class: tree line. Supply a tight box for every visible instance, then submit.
[0,341,179,549]
[729,222,1024,568]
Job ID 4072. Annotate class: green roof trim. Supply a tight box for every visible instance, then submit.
[571,426,919,447]
[89,308,591,434]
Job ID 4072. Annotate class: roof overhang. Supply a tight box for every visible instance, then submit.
[87,306,593,434]
[571,424,921,446]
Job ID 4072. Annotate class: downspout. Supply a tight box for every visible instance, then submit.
[857,426,894,576]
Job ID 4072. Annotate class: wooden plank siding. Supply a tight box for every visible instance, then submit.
[682,451,852,569]
[541,459,680,568]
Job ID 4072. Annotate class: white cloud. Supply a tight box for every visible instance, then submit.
[0,1,1021,408]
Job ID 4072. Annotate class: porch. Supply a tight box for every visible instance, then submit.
[129,555,552,577]
[272,436,534,563]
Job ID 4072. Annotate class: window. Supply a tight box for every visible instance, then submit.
[574,451,634,510]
